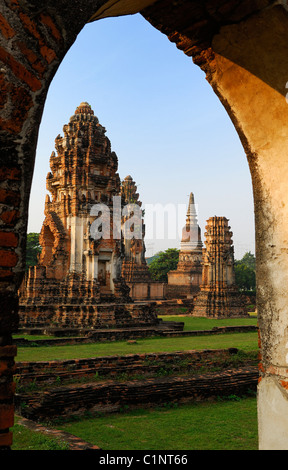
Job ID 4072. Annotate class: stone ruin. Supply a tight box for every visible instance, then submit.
[120,175,165,300]
[19,103,247,325]
[166,199,248,318]
[192,216,247,318]
[167,192,203,299]
[18,102,160,329]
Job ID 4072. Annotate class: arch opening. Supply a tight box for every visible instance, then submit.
[1,0,288,451]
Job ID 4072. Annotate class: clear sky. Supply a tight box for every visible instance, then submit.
[27,13,255,260]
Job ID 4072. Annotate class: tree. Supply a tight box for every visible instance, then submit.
[26,233,41,270]
[148,248,179,282]
[237,251,256,270]
[235,251,256,292]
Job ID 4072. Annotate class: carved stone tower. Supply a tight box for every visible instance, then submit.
[167,192,203,298]
[193,216,247,317]
[18,103,159,328]
[120,175,150,283]
[42,102,123,294]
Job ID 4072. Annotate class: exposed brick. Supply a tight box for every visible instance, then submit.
[0,431,13,448]
[40,13,63,42]
[0,382,16,401]
[0,358,15,377]
[18,11,43,42]
[0,249,18,267]
[0,167,21,181]
[0,75,8,109]
[0,268,13,279]
[40,45,56,64]
[0,231,18,248]
[0,404,14,430]
[0,13,16,39]
[0,210,20,226]
[0,345,17,358]
[0,188,20,206]
[0,46,42,91]
[0,86,33,134]
[18,11,57,64]
[17,41,46,75]
[280,380,288,390]
[0,357,15,377]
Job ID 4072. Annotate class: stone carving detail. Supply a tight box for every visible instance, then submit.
[18,103,160,327]
[193,216,247,318]
[120,175,151,283]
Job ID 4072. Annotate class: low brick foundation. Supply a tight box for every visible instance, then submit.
[14,348,258,421]
[15,367,258,421]
[14,323,257,348]
[15,348,242,385]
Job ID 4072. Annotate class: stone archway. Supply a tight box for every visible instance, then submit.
[1,0,288,450]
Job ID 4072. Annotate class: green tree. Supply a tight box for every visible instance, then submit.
[148,248,179,282]
[237,251,256,270]
[26,233,41,270]
[235,251,256,292]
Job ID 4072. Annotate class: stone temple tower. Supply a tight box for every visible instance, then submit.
[120,175,150,283]
[42,102,123,292]
[119,175,165,300]
[167,192,203,299]
[18,103,158,328]
[193,216,247,317]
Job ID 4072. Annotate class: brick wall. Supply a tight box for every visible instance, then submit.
[15,348,241,386]
[15,366,259,421]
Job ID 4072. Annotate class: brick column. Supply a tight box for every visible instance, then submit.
[0,0,86,449]
[0,0,117,448]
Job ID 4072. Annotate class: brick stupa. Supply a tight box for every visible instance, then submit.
[167,192,203,299]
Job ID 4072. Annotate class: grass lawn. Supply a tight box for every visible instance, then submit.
[159,315,257,331]
[11,315,259,450]
[15,315,258,362]
[15,331,258,362]
[11,418,70,450]
[55,396,258,450]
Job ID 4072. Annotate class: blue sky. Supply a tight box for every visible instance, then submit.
[28,13,255,259]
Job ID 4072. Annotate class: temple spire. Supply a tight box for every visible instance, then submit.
[180,192,202,250]
[186,192,198,225]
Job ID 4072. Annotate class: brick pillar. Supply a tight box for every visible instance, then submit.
[0,293,18,449]
[0,0,85,449]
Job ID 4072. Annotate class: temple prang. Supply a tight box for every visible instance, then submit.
[18,103,160,328]
[192,216,248,318]
[120,175,166,300]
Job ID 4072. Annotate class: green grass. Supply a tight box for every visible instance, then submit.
[11,419,69,450]
[14,315,258,362]
[11,315,259,450]
[56,396,258,450]
[15,332,258,362]
[159,315,257,331]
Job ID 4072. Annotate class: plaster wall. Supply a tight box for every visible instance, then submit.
[205,5,288,449]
